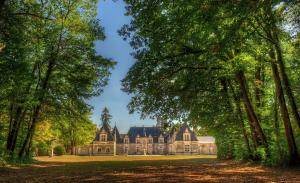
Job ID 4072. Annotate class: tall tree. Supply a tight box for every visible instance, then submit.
[101,107,112,126]
[0,0,115,159]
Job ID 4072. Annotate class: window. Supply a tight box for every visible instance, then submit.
[184,145,190,152]
[124,138,129,144]
[125,147,128,153]
[159,138,164,143]
[106,147,110,153]
[184,134,190,141]
[136,138,140,144]
[100,134,107,142]
[148,138,153,143]
[136,146,140,153]
[98,148,102,153]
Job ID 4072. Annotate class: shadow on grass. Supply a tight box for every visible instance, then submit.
[0,157,299,183]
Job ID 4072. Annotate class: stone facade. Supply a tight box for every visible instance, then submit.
[76,122,217,155]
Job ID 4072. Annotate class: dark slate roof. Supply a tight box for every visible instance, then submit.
[127,127,163,143]
[175,123,198,141]
[98,122,113,141]
[112,126,123,144]
[93,130,100,141]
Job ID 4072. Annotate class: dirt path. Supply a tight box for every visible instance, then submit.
[0,156,299,182]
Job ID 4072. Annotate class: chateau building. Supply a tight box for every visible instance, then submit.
[76,122,217,155]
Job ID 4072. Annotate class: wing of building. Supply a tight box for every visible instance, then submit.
[76,123,217,155]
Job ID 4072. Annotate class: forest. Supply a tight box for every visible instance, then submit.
[0,0,115,163]
[120,0,300,166]
[0,0,300,167]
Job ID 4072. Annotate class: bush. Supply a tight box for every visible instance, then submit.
[54,146,65,156]
[0,156,7,167]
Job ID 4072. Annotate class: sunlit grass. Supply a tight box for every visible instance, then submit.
[35,155,217,163]
[2,155,299,183]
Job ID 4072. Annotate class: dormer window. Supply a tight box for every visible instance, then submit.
[184,133,190,141]
[136,135,140,144]
[148,138,153,144]
[124,138,129,144]
[159,136,164,143]
[100,134,107,142]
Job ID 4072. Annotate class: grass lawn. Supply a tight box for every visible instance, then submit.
[0,155,299,182]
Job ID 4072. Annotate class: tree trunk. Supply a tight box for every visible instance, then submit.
[228,80,253,155]
[273,89,283,161]
[270,54,299,164]
[235,70,268,150]
[6,107,26,154]
[274,40,300,129]
[266,6,300,129]
[18,105,40,157]
[255,63,262,109]
[6,62,39,155]
[236,99,252,156]
[8,100,14,138]
[18,59,55,157]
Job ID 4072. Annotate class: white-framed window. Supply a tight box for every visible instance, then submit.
[184,145,190,152]
[148,138,153,143]
[184,134,190,141]
[100,134,107,142]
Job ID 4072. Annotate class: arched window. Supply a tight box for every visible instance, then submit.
[98,148,102,152]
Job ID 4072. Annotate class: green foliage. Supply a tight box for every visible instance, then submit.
[120,0,300,165]
[36,145,50,156]
[101,107,112,125]
[0,0,115,161]
[54,146,66,156]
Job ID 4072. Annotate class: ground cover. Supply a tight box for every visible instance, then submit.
[0,155,299,182]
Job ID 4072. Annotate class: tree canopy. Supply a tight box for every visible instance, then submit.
[120,0,300,165]
[0,0,115,160]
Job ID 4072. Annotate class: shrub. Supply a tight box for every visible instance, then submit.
[54,146,65,156]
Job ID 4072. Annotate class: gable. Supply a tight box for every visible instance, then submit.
[175,124,198,141]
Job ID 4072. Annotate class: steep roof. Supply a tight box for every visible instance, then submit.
[93,129,100,141]
[112,126,123,143]
[98,122,113,141]
[175,123,198,141]
[127,127,164,143]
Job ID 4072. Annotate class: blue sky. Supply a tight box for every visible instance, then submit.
[88,0,156,133]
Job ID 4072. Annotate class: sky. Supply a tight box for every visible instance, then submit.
[88,0,156,133]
